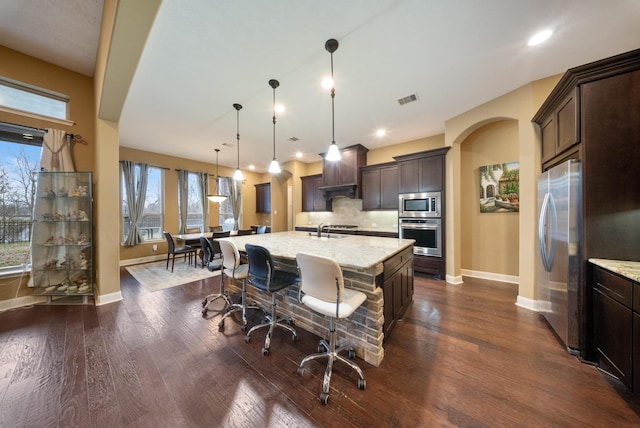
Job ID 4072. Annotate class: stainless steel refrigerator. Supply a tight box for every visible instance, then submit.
[537,159,582,354]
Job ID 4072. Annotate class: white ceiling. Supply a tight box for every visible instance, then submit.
[2,0,640,172]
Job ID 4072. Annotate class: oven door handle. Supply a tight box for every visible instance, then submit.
[400,224,438,230]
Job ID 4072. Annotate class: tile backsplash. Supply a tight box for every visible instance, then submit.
[297,197,398,231]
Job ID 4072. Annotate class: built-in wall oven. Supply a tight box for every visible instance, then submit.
[398,192,442,256]
[398,218,441,257]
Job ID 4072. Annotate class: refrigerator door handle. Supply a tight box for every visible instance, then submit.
[538,192,557,272]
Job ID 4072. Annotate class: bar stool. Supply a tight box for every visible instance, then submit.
[295,252,367,404]
[207,239,260,330]
[244,243,298,355]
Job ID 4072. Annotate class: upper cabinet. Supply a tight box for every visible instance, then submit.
[361,162,399,211]
[321,144,368,197]
[394,147,450,194]
[538,89,580,165]
[301,174,327,212]
[255,182,271,213]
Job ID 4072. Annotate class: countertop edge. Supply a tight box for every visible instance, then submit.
[589,258,640,282]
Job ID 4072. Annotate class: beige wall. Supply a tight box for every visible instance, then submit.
[444,74,562,303]
[0,45,96,303]
[460,120,519,277]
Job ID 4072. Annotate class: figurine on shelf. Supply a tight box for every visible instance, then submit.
[42,213,53,221]
[57,187,68,197]
[44,235,54,245]
[56,256,67,269]
[79,253,88,269]
[44,259,58,269]
[77,233,88,245]
[70,185,88,197]
[43,188,55,198]
[75,210,88,221]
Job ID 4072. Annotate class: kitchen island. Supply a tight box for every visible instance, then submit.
[219,231,414,366]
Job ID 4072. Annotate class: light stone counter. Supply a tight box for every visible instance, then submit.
[218,231,415,366]
[223,231,413,277]
[589,258,640,282]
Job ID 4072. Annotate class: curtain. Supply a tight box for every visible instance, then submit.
[122,161,149,246]
[177,169,189,234]
[223,177,242,231]
[41,128,74,172]
[197,172,209,232]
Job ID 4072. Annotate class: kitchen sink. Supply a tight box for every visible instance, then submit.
[307,232,349,239]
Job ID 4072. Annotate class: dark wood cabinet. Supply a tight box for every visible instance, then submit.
[301,174,327,212]
[394,147,448,194]
[255,182,271,213]
[381,246,413,338]
[592,265,634,389]
[539,90,579,164]
[361,162,399,211]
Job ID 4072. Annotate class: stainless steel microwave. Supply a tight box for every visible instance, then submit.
[398,192,441,218]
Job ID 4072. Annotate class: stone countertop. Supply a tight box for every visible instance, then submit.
[220,231,413,271]
[589,258,640,282]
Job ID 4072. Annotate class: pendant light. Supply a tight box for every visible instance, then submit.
[207,148,227,203]
[232,103,245,181]
[268,79,281,174]
[324,38,341,161]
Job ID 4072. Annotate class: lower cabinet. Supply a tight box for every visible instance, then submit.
[381,247,414,338]
[592,264,634,389]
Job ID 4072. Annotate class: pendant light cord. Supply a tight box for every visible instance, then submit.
[330,50,336,145]
[273,85,277,159]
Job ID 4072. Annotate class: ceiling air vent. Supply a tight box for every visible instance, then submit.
[397,93,418,106]
[288,137,299,142]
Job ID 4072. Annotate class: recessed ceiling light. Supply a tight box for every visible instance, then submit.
[376,129,386,137]
[296,151,303,158]
[248,164,255,170]
[321,77,334,89]
[528,29,553,46]
[275,104,285,113]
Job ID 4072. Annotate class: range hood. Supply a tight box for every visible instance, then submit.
[319,183,357,200]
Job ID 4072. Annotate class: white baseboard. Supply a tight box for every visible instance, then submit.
[120,254,165,267]
[516,295,537,312]
[460,268,519,284]
[96,291,123,306]
[0,295,47,312]
[445,274,463,285]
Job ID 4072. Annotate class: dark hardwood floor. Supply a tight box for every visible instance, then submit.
[1,270,639,427]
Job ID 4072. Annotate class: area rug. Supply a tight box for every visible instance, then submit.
[125,259,221,292]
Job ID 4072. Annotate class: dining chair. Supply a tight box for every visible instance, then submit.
[256,225,267,234]
[200,236,223,271]
[295,252,367,404]
[244,244,298,355]
[163,231,197,272]
[236,229,254,236]
[185,227,201,234]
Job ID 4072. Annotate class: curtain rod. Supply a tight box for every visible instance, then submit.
[174,168,232,179]
[0,120,77,138]
[119,160,169,171]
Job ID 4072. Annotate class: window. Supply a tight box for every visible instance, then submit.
[219,178,241,232]
[121,166,164,242]
[184,172,204,230]
[0,77,69,120]
[0,124,42,270]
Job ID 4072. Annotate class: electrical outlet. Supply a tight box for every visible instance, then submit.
[152,244,157,252]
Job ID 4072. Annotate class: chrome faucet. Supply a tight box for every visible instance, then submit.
[317,223,325,237]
